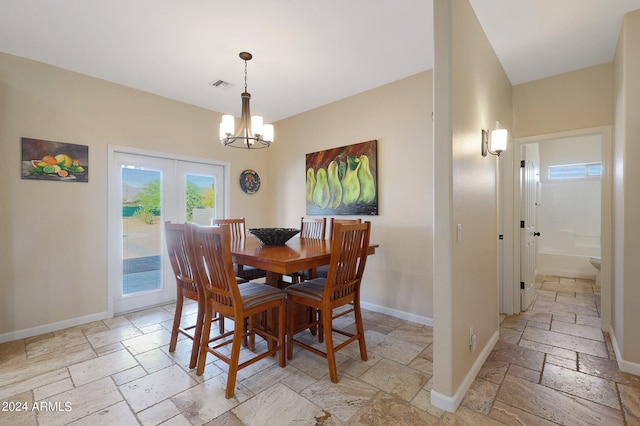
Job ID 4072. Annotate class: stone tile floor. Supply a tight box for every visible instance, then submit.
[0,275,638,425]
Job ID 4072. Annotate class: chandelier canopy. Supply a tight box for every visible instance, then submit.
[219,52,273,149]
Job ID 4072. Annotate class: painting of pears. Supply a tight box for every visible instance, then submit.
[305,140,377,215]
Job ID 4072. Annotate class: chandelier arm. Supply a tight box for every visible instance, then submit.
[221,136,270,149]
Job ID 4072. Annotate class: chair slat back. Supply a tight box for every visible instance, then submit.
[328,218,362,240]
[165,222,198,294]
[189,223,241,317]
[300,217,326,239]
[211,218,246,242]
[324,222,371,303]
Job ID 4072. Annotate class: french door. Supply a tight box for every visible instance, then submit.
[108,147,227,314]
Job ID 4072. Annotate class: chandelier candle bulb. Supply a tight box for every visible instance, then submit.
[263,124,274,142]
[251,116,264,136]
[221,115,235,135]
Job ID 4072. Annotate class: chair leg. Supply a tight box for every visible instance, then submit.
[278,299,286,367]
[225,319,244,399]
[318,310,324,343]
[353,300,368,361]
[308,308,318,336]
[286,298,295,360]
[189,298,205,369]
[323,308,339,383]
[196,303,213,376]
[249,316,256,351]
[217,310,225,335]
[169,293,184,353]
[242,317,249,348]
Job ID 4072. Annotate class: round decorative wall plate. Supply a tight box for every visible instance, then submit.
[239,169,260,194]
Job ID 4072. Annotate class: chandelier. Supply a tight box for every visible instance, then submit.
[219,52,274,149]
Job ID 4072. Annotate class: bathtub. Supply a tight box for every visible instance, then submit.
[536,251,598,280]
[536,230,600,280]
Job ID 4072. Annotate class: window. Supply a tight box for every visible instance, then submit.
[548,162,601,180]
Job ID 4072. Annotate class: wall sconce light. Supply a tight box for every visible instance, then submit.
[481,124,507,157]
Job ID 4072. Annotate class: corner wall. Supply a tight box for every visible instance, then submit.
[432,0,511,410]
[611,9,640,373]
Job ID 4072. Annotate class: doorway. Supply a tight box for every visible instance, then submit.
[502,126,612,329]
[108,146,229,314]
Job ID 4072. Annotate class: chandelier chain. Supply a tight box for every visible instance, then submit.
[244,60,248,92]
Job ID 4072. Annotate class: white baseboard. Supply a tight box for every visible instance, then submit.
[360,301,433,327]
[430,330,499,412]
[0,303,429,344]
[0,311,112,344]
[608,328,640,376]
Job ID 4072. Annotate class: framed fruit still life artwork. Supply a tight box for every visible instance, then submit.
[305,139,378,215]
[21,137,89,182]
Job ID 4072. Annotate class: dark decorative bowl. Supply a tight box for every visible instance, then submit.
[248,228,300,245]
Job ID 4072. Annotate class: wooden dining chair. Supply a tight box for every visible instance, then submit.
[286,221,371,383]
[307,218,362,280]
[212,218,267,283]
[300,216,326,239]
[164,222,224,369]
[296,218,362,338]
[190,222,287,398]
[327,217,362,239]
[321,218,364,325]
[284,217,327,284]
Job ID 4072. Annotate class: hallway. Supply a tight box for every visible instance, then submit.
[454,274,640,424]
[0,275,638,424]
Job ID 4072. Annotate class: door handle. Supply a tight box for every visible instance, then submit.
[533,232,541,237]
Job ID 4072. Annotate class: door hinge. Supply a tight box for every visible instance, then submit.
[520,160,525,168]
[499,234,503,240]
[520,221,525,228]
[520,281,525,290]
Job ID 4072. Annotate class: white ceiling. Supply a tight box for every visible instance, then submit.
[1,0,638,123]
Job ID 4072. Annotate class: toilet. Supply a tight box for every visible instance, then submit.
[590,257,601,286]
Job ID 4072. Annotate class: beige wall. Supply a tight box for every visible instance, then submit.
[513,63,613,138]
[0,52,274,337]
[612,9,640,369]
[269,72,434,321]
[432,0,511,405]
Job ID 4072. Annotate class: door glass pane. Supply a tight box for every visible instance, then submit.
[121,167,162,295]
[186,173,216,225]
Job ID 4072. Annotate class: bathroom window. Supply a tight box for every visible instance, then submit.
[548,162,601,180]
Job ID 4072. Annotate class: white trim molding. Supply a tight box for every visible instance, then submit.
[0,311,111,344]
[609,329,640,376]
[360,301,433,327]
[430,330,499,412]
[0,303,431,344]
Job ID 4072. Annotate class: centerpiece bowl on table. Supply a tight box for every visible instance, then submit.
[248,228,301,245]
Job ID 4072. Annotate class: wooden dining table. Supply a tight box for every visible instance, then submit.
[230,236,379,288]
